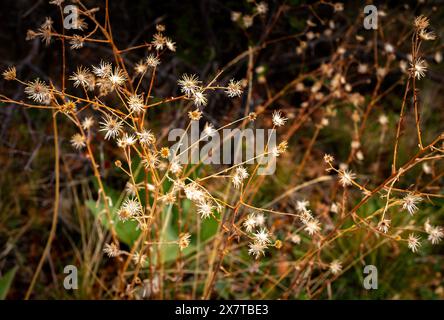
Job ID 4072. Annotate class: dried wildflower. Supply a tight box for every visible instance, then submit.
[178,74,201,97]
[26,29,38,41]
[338,169,356,187]
[152,33,166,50]
[184,183,205,203]
[83,75,95,91]
[103,243,120,257]
[2,66,16,80]
[349,96,364,111]
[160,147,170,158]
[243,15,253,28]
[384,43,394,53]
[299,210,314,225]
[108,67,127,88]
[178,233,191,251]
[161,192,177,205]
[399,60,408,73]
[146,54,160,67]
[142,152,160,169]
[323,154,334,164]
[351,140,360,150]
[118,198,143,221]
[96,77,113,96]
[192,90,208,107]
[92,60,112,78]
[378,219,391,234]
[357,63,368,74]
[330,202,339,214]
[38,17,53,45]
[125,182,138,196]
[248,242,266,259]
[232,166,249,188]
[231,11,241,22]
[99,115,123,140]
[197,202,213,219]
[274,240,282,249]
[69,66,92,88]
[424,218,432,233]
[117,132,137,148]
[402,193,422,216]
[137,129,156,146]
[419,29,436,41]
[427,226,443,245]
[422,163,432,175]
[70,133,86,149]
[304,219,321,235]
[410,58,427,80]
[70,35,84,49]
[408,234,421,253]
[82,116,94,130]
[165,37,176,52]
[296,200,310,213]
[274,141,288,156]
[236,166,249,179]
[134,60,148,74]
[24,78,51,104]
[225,79,243,97]
[256,2,268,15]
[127,94,145,114]
[60,100,76,114]
[203,123,216,137]
[255,213,265,226]
[272,110,287,127]
[72,16,88,31]
[295,82,305,92]
[333,2,344,12]
[169,159,182,175]
[117,208,131,222]
[243,213,257,233]
[253,228,272,245]
[188,109,202,121]
[290,233,301,244]
[156,24,165,32]
[414,15,429,30]
[329,260,342,275]
[248,112,257,122]
[378,114,389,126]
[319,118,329,128]
[132,252,147,266]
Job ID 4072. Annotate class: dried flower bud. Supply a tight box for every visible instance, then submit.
[2,66,16,80]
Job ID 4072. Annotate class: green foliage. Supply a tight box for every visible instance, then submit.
[86,199,141,246]
[0,266,18,300]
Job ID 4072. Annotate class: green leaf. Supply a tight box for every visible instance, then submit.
[201,215,218,241]
[159,204,195,264]
[86,200,141,246]
[0,266,18,300]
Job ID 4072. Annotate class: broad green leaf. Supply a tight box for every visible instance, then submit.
[201,214,218,241]
[159,204,195,264]
[86,200,141,246]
